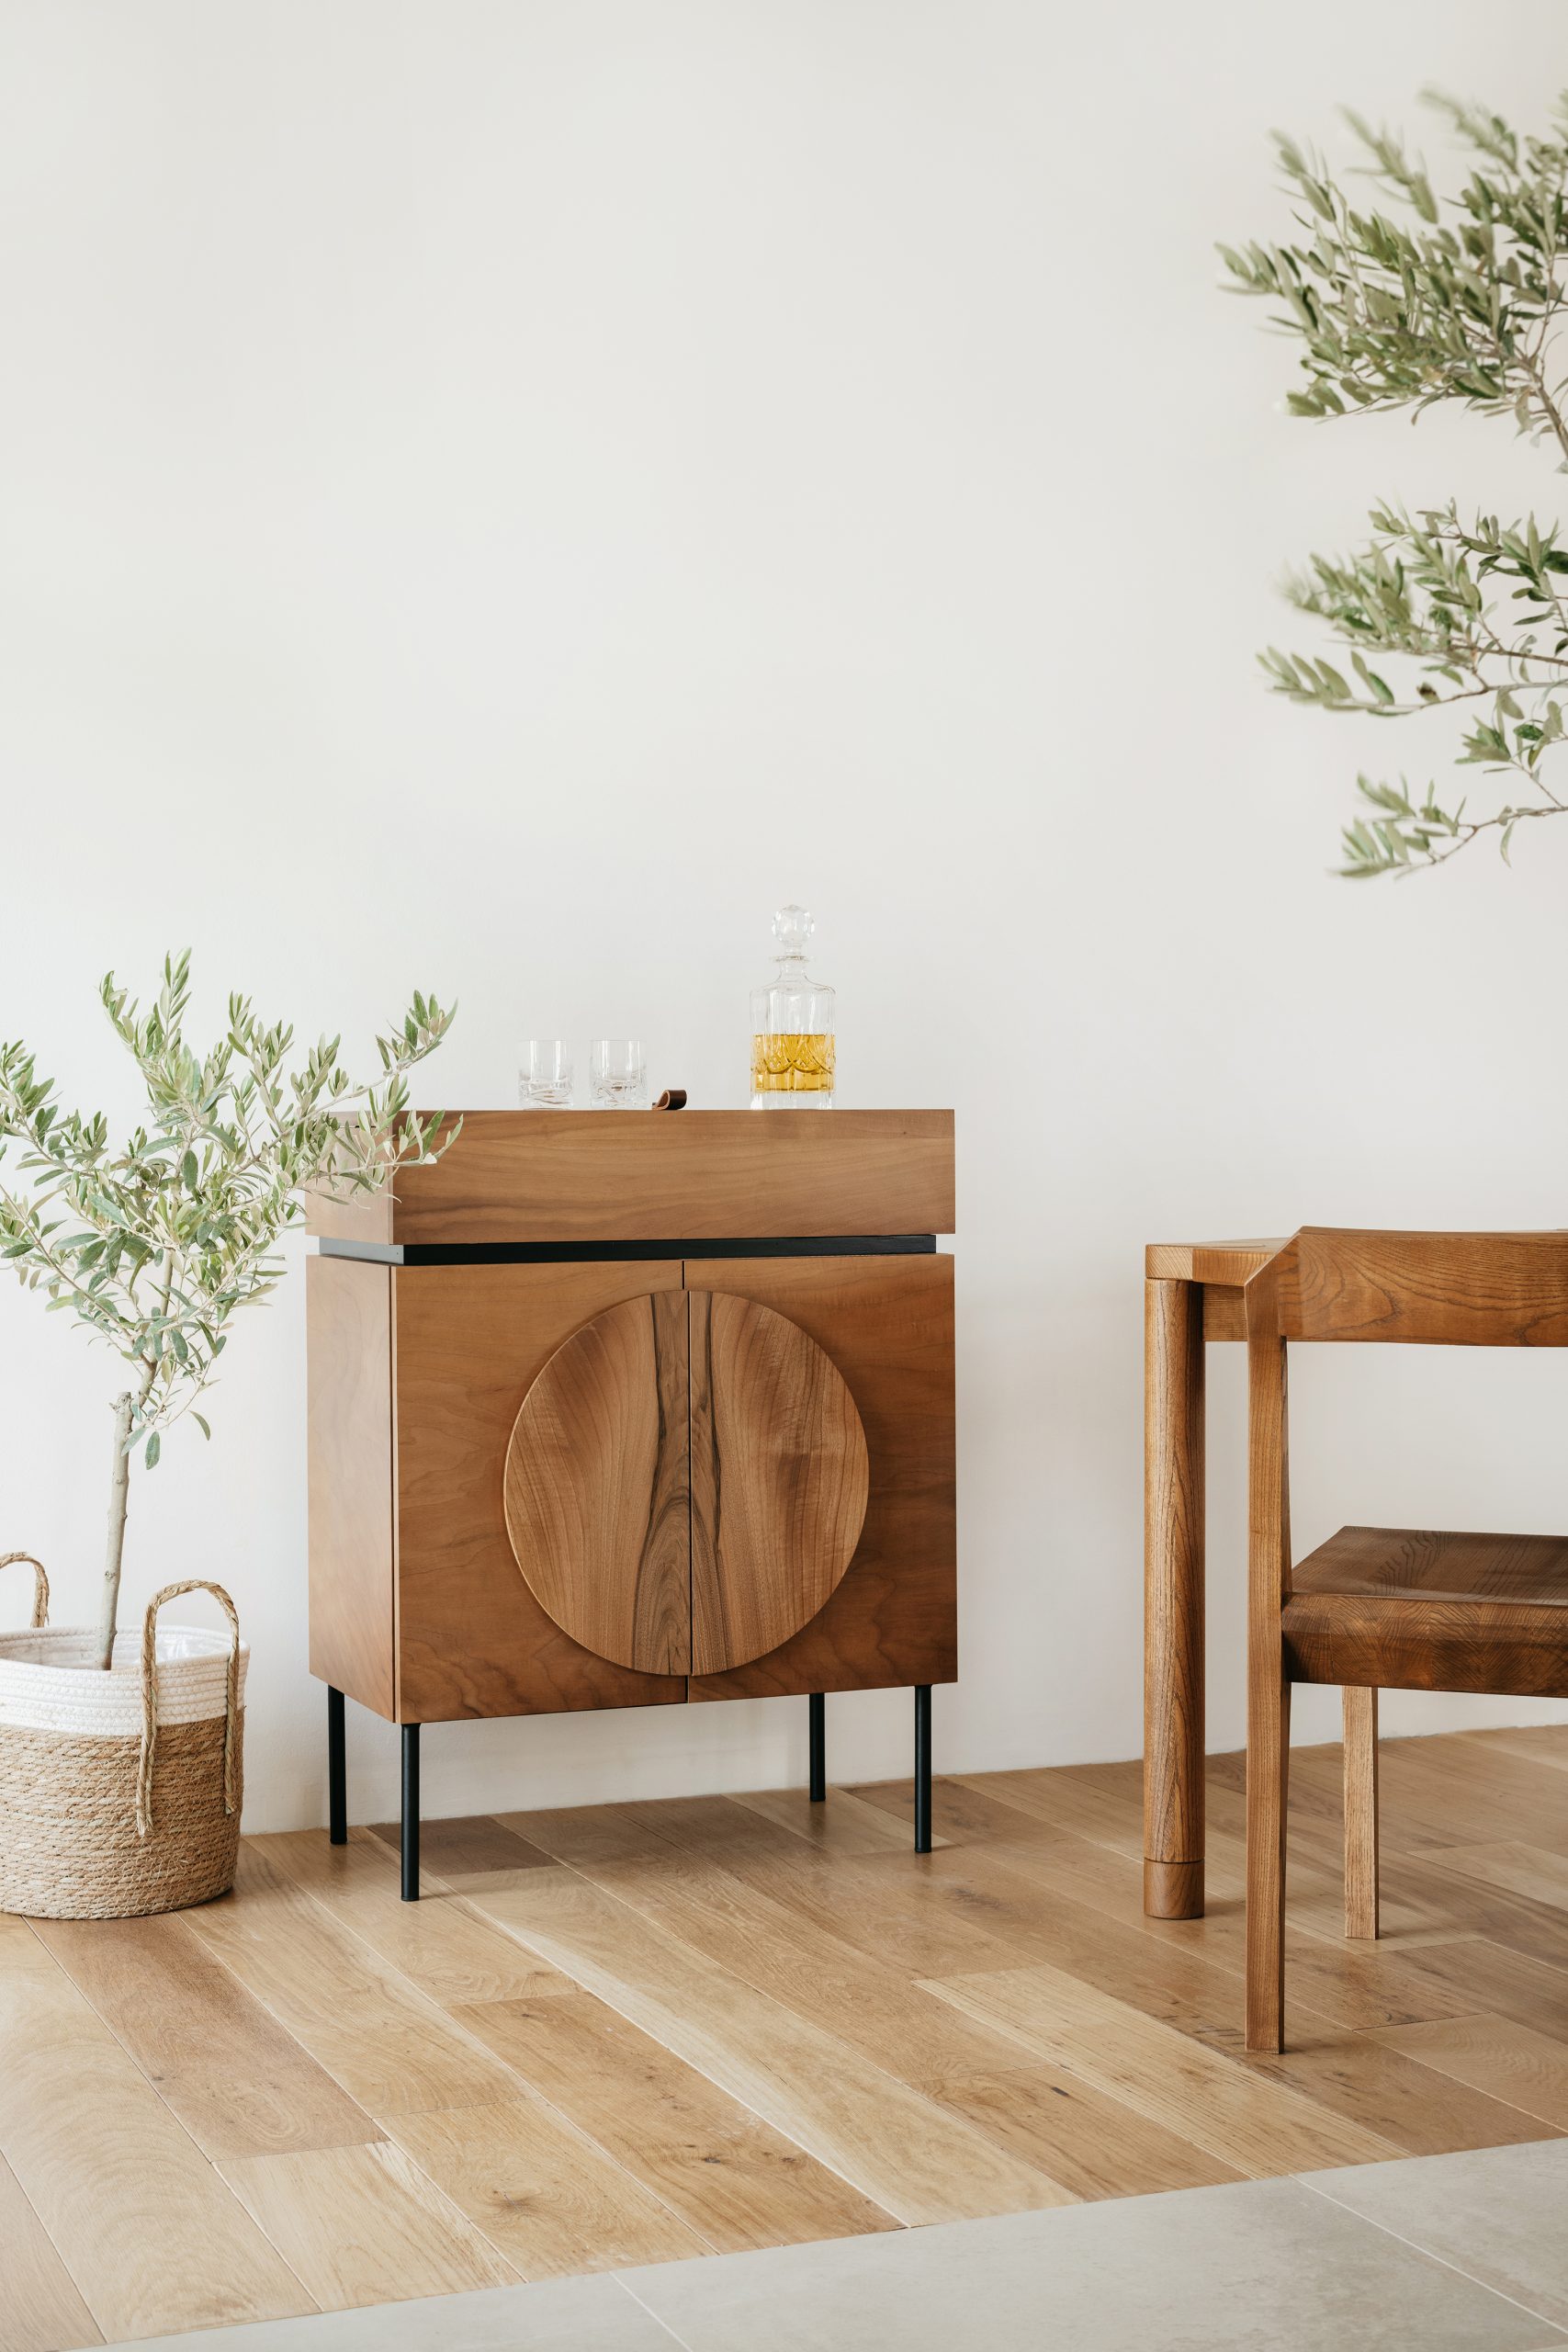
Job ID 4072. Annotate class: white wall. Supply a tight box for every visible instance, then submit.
[2,0,1565,1835]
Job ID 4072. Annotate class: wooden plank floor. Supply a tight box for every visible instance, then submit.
[3,1725,1567,2349]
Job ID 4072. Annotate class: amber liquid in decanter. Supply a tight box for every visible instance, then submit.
[750,907,835,1110]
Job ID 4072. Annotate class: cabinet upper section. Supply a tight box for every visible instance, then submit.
[306,1109,954,1249]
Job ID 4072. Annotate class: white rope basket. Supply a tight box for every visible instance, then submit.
[0,1555,249,1919]
[0,1623,249,1735]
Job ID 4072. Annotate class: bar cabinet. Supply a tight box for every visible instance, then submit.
[305,1110,955,1894]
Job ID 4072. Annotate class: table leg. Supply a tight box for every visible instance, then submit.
[1145,1276,1205,1917]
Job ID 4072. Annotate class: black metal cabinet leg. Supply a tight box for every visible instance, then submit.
[327,1686,347,1846]
[914,1685,932,1853]
[400,1724,421,1901]
[808,1692,826,1803]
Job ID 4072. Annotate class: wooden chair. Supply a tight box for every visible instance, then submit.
[1243,1227,1568,2053]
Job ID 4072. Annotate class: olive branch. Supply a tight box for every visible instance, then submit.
[1222,92,1568,874]
[0,953,456,1664]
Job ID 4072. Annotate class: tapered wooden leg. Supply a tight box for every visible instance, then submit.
[1343,1686,1380,1940]
[1246,1670,1290,2052]
[1145,1277,1205,1918]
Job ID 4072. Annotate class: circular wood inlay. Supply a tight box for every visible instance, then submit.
[502,1288,868,1678]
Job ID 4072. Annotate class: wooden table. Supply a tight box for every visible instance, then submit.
[1144,1237,1281,1918]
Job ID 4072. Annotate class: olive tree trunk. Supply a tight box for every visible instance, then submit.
[96,1392,133,1670]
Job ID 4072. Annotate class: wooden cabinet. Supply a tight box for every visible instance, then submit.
[305,1112,954,1885]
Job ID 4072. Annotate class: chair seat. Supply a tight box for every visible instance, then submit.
[1281,1525,1568,1699]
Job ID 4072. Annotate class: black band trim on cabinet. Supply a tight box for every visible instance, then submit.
[316,1233,939,1268]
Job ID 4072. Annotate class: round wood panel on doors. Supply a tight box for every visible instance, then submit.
[502,1288,869,1678]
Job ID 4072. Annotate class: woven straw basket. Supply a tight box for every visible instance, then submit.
[0,1555,247,1919]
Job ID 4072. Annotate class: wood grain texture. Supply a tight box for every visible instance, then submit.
[923,1964,1401,2174]
[259,1827,572,2005]
[1371,2013,1568,2128]
[686,1254,955,1701]
[1281,1590,1568,1697]
[690,1289,869,1674]
[306,1255,395,1717]
[393,1261,688,1722]
[220,2142,517,2307]
[1343,1688,1380,1942]
[30,1912,380,2161]
[185,1843,517,2116]
[0,2150,102,2352]
[462,1867,1071,2224]
[455,1989,899,2254]
[385,2096,708,2277]
[0,1959,310,2342]
[305,1109,954,1245]
[504,1291,693,1677]
[13,1730,1568,2335]
[1143,1277,1205,1920]
[1279,1226,1568,1346]
[1245,1275,1291,2055]
[1145,1240,1280,1285]
[1242,1230,1568,2053]
[1293,1523,1568,1605]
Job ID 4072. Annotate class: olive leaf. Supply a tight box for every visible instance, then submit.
[1224,92,1568,873]
[0,953,457,1662]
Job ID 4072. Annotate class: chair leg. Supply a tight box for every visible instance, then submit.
[808,1692,826,1803]
[1343,1686,1379,1940]
[1246,1669,1291,2053]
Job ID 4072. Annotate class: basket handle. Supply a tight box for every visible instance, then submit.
[0,1553,50,1629]
[137,1579,243,1839]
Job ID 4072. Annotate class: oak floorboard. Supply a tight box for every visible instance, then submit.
[1463,1725,1568,1778]
[1187,2016,1559,2156]
[462,1865,1076,2223]
[583,1846,1032,2081]
[1384,1936,1568,2041]
[0,1959,310,2343]
[6,1724,1568,2325]
[258,1827,575,2004]
[366,1814,555,1883]
[716,1844,1034,1979]
[957,1833,1479,2033]
[1426,1839,1568,1915]
[922,1964,1404,2174]
[385,2097,708,2277]
[910,2064,1245,2201]
[0,2151,102,2352]
[184,1843,517,2116]
[731,1785,950,1854]
[220,2142,518,2307]
[31,1913,382,2162]
[1371,2013,1568,2128]
[455,1989,899,2253]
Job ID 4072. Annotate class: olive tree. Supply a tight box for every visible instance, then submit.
[0,954,455,1666]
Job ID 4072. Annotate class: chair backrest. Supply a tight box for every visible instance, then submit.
[1255,1228,1568,1348]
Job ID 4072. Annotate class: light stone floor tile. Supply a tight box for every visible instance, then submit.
[98,2275,685,2352]
[1303,2138,1568,2333]
[618,2174,1562,2352]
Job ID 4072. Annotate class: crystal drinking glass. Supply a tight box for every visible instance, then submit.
[590,1037,649,1110]
[519,1040,574,1108]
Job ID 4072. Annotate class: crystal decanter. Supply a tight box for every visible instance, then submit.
[750,904,836,1109]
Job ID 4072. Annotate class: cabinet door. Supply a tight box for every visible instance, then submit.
[502,1284,870,1679]
[686,1254,955,1702]
[393,1261,687,1722]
